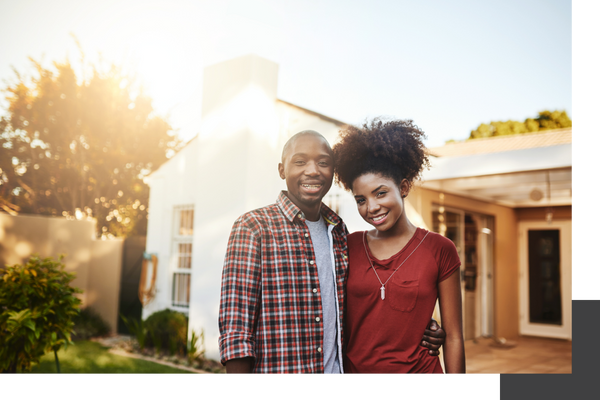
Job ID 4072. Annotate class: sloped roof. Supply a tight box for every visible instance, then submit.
[427,128,572,157]
[276,99,348,127]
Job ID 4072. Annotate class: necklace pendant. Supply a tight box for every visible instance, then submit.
[380,285,385,300]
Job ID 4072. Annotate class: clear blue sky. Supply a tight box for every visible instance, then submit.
[0,0,573,147]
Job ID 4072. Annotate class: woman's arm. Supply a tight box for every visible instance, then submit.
[438,269,466,373]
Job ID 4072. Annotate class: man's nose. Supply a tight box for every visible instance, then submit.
[304,161,319,176]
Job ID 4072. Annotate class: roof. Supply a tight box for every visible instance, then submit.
[423,144,572,181]
[421,130,572,208]
[276,99,348,127]
[427,128,572,157]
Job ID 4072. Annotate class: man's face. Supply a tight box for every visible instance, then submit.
[278,134,334,213]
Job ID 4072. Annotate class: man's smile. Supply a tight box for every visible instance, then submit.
[300,182,324,194]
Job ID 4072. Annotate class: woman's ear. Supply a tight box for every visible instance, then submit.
[400,178,410,198]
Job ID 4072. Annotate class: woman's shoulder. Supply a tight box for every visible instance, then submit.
[422,229,456,247]
[421,229,461,264]
[348,231,367,246]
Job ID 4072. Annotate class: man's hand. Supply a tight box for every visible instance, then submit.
[421,319,446,356]
[225,357,254,373]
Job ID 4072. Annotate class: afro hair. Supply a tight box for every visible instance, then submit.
[333,118,430,192]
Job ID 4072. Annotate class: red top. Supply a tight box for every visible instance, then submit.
[343,228,461,373]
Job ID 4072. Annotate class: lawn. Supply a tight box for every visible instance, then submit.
[27,341,192,373]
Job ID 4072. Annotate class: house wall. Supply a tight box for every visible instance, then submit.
[409,185,521,340]
[143,136,200,319]
[515,205,571,221]
[0,213,123,332]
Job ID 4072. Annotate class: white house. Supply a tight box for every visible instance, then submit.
[143,54,377,359]
[143,54,572,362]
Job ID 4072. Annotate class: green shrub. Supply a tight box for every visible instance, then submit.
[72,307,110,340]
[144,309,188,355]
[120,315,147,350]
[0,255,82,372]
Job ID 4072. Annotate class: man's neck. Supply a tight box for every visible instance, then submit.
[283,191,322,221]
[303,206,321,222]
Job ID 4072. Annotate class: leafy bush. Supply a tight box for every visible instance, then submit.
[144,309,188,355]
[72,307,110,340]
[120,314,147,350]
[0,255,82,372]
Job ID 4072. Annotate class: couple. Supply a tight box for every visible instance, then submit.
[218,118,465,373]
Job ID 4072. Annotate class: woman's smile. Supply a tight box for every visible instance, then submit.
[370,212,389,225]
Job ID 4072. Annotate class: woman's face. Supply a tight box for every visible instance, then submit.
[352,172,409,232]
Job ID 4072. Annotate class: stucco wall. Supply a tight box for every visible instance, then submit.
[0,213,123,333]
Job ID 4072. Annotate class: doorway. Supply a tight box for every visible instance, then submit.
[432,206,494,339]
[518,220,572,339]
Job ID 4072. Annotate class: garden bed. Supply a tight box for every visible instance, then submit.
[92,335,225,373]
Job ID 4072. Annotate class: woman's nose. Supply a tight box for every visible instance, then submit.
[367,199,380,213]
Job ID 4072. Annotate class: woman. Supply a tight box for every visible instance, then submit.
[333,118,465,373]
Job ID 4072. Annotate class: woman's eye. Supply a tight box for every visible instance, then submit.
[377,191,387,197]
[356,199,365,205]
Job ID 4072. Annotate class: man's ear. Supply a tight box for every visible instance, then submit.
[278,163,285,180]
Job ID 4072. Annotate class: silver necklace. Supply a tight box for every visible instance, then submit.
[362,230,429,300]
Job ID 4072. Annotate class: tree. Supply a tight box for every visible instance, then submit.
[0,56,181,237]
[467,110,571,140]
[0,255,82,373]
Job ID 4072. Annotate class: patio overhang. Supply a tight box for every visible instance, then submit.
[420,144,572,208]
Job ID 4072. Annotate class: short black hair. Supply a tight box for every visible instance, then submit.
[281,130,332,162]
[333,118,430,192]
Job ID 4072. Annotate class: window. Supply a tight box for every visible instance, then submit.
[324,193,340,214]
[172,206,194,308]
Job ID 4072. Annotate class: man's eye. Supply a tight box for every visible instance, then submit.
[318,162,329,167]
[295,161,305,165]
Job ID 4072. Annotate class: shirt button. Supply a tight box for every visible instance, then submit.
[309,260,315,265]
[304,233,309,237]
[313,288,317,293]
[315,317,321,322]
[317,347,322,353]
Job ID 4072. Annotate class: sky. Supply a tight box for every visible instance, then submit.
[0,0,572,147]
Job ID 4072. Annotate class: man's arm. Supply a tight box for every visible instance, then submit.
[420,318,446,356]
[218,218,262,372]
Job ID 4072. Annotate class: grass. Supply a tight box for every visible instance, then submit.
[27,341,192,373]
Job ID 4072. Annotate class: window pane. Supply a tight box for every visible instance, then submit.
[178,242,192,269]
[172,272,191,307]
[179,209,194,236]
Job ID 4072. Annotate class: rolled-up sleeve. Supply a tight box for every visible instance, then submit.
[218,216,262,365]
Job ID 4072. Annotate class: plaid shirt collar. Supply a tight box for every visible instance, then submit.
[276,191,342,227]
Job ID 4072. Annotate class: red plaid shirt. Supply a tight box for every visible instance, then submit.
[218,191,349,373]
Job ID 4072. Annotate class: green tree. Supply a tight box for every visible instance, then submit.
[0,255,82,373]
[0,56,181,237]
[468,110,571,140]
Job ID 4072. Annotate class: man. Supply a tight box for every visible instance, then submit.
[218,130,444,373]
